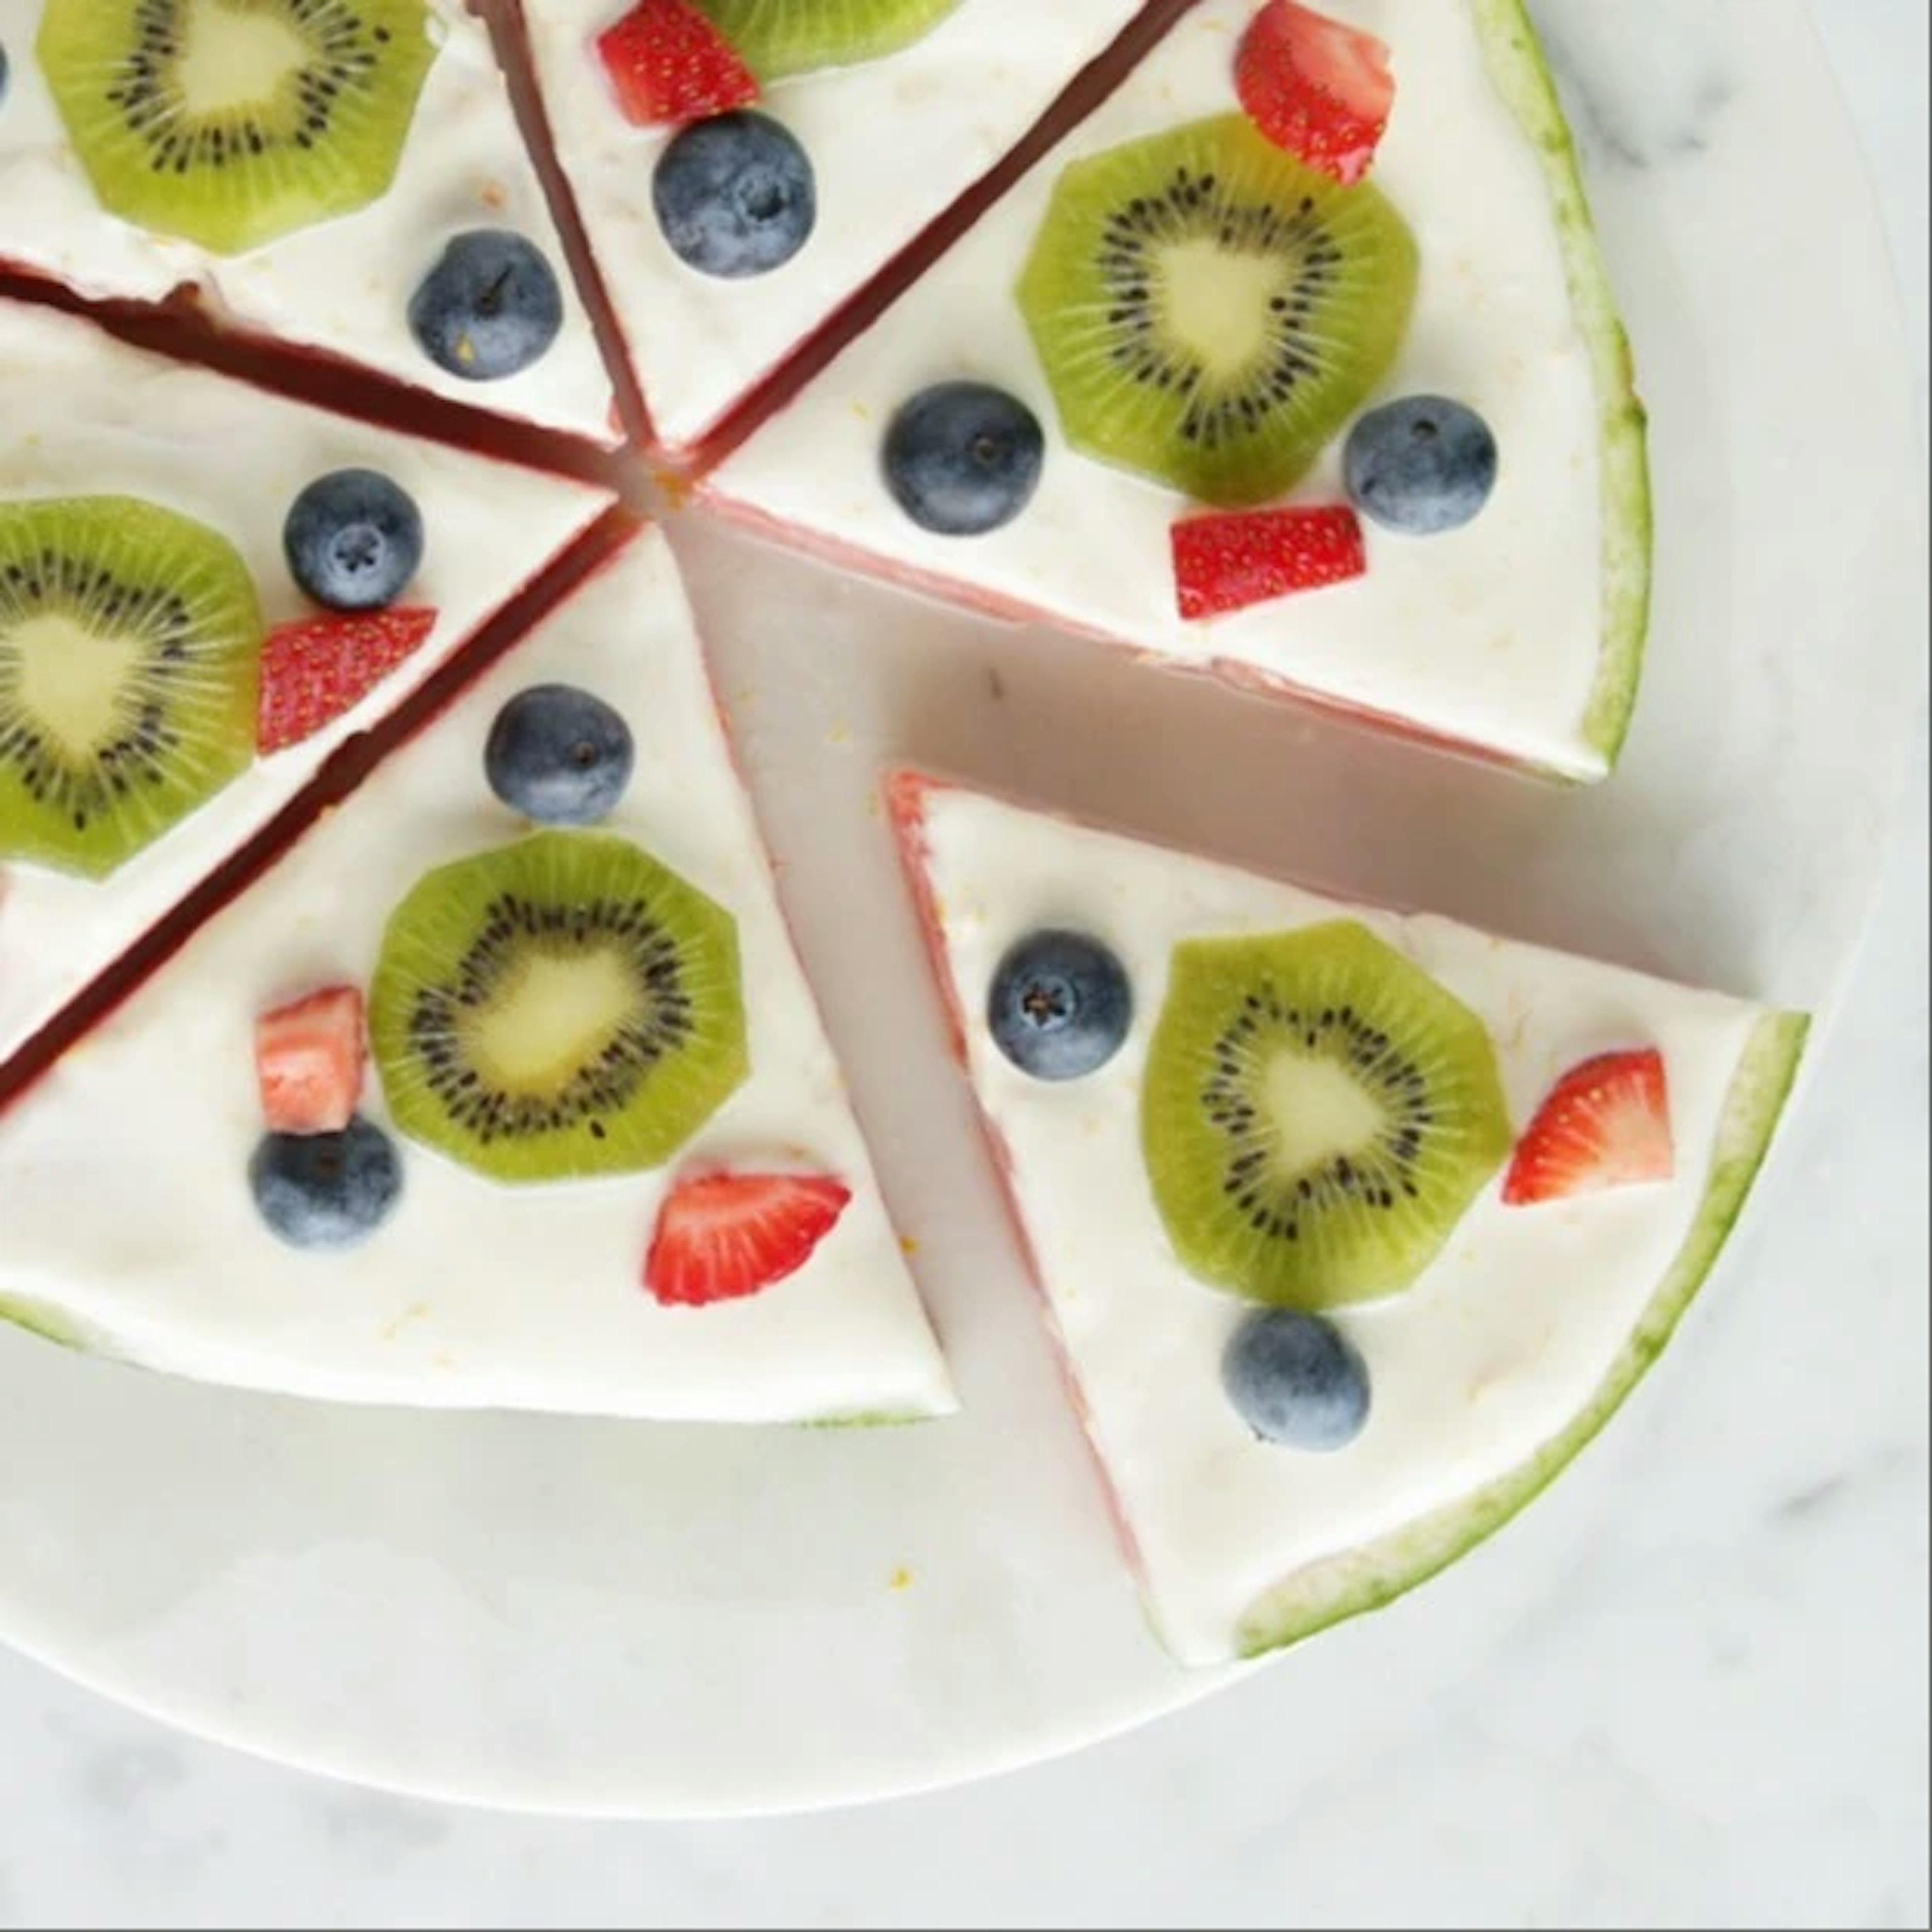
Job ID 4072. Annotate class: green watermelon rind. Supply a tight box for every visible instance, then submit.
[1473,0,1655,775]
[0,1293,117,1358]
[1233,1010,1810,1661]
[797,1410,941,1431]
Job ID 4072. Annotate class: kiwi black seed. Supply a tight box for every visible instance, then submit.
[1142,923,1512,1309]
[1018,114,1418,509]
[370,832,749,1185]
[36,0,436,257]
[0,497,262,880]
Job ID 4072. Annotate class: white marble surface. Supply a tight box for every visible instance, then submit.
[0,2,1922,1924]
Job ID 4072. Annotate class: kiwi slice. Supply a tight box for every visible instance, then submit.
[371,832,749,1185]
[37,0,437,257]
[693,0,962,81]
[0,497,262,880]
[1142,923,1511,1309]
[1017,114,1418,509]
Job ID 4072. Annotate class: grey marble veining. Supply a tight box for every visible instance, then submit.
[1536,0,1741,169]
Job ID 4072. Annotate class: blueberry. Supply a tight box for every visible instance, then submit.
[1345,396,1499,536]
[250,1118,404,1253]
[283,470,425,613]
[409,230,565,382]
[988,930,1132,1082]
[884,383,1046,538]
[654,113,817,280]
[1223,1310,1372,1453]
[486,684,635,826]
[0,42,10,111]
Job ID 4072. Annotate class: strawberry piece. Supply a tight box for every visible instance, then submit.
[596,0,760,127]
[257,987,367,1136]
[645,1171,853,1308]
[1504,1050,1676,1208]
[1236,1,1395,186]
[257,607,437,755]
[1172,505,1366,621]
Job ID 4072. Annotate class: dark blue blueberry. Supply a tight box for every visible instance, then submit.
[486,684,635,826]
[283,470,425,613]
[1344,396,1499,536]
[988,930,1132,1082]
[884,382,1046,537]
[653,113,817,280]
[1223,1310,1372,1453]
[250,1118,404,1253]
[409,230,565,381]
[0,42,10,111]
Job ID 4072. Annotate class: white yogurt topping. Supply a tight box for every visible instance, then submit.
[0,0,615,442]
[710,0,1611,779]
[911,783,1768,1663]
[0,296,614,1069]
[0,530,956,1424]
[522,0,1152,453]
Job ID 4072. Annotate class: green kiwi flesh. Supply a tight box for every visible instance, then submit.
[1235,1012,1811,1658]
[693,0,962,81]
[1017,114,1419,509]
[371,831,749,1185]
[1142,922,1512,1309]
[0,496,262,880]
[37,0,437,257]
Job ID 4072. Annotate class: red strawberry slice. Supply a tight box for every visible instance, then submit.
[645,1170,853,1308]
[257,607,438,755]
[1173,504,1366,620]
[1504,1050,1676,1208]
[257,987,367,1136]
[597,0,760,127]
[1236,1,1396,186]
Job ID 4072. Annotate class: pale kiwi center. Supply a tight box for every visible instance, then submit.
[460,947,638,1098]
[6,613,143,758]
[1262,1053,1386,1177]
[178,2,313,116]
[1153,239,1284,384]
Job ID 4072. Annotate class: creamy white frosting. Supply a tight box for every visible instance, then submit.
[0,296,614,1068]
[0,0,616,442]
[520,0,1152,453]
[709,0,1611,779]
[909,782,1770,1662]
[0,530,956,1423]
